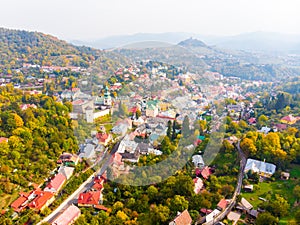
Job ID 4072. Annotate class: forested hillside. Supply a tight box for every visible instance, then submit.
[0,28,101,69]
[0,85,76,196]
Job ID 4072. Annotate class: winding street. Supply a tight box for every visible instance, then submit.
[199,139,247,225]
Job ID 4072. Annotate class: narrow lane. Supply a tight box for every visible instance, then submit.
[37,141,121,224]
[198,140,246,225]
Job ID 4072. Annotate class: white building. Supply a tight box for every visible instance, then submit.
[244,158,276,178]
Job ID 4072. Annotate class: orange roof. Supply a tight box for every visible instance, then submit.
[11,196,28,212]
[28,191,54,211]
[217,199,228,210]
[201,166,212,179]
[96,133,110,143]
[78,191,101,205]
[171,209,192,225]
[92,183,103,191]
[94,205,108,211]
[10,191,34,212]
[45,174,66,192]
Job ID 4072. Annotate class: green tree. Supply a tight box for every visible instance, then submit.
[169,195,189,213]
[149,204,170,225]
[255,212,278,225]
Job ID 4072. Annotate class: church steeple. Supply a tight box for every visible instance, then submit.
[103,86,112,106]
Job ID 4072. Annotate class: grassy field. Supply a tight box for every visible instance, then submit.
[240,164,300,224]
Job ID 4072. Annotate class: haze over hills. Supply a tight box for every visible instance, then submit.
[72,31,300,54]
[1,26,299,83]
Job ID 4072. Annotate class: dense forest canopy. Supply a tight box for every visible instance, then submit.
[0,85,77,195]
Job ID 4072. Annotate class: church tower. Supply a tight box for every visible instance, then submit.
[103,86,112,106]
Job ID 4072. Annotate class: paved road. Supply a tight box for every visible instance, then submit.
[199,140,247,225]
[37,141,120,224]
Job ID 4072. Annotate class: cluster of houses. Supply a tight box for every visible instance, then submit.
[10,153,79,216]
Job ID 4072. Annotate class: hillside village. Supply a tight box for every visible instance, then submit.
[0,57,298,225]
[0,29,299,225]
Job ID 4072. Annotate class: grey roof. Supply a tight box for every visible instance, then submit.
[244,158,276,176]
[80,144,95,159]
[192,155,205,167]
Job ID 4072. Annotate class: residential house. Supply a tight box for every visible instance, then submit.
[111,123,129,136]
[78,191,101,207]
[133,117,146,127]
[117,137,138,154]
[136,142,153,155]
[227,211,241,224]
[44,174,66,193]
[273,124,288,132]
[28,191,55,211]
[79,144,96,159]
[243,184,254,192]
[146,100,159,117]
[192,155,205,168]
[193,177,204,194]
[52,205,81,225]
[20,104,37,111]
[200,166,213,179]
[96,132,112,146]
[57,153,79,166]
[58,166,74,180]
[258,126,271,134]
[248,117,256,125]
[217,199,229,211]
[237,198,253,212]
[281,114,298,125]
[244,158,276,178]
[11,191,34,213]
[92,174,106,191]
[169,209,192,225]
[225,136,238,145]
[205,209,221,223]
[248,209,259,218]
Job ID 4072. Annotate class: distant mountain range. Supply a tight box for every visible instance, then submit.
[72,31,300,54]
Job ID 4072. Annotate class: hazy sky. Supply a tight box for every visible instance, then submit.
[1,0,300,40]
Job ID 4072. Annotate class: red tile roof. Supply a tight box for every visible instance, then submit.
[10,191,34,212]
[248,118,256,124]
[94,205,108,211]
[201,166,212,179]
[28,191,54,211]
[200,208,212,214]
[170,209,192,225]
[111,153,123,166]
[44,174,66,193]
[217,199,228,210]
[11,196,28,212]
[92,183,103,191]
[52,204,80,225]
[96,133,110,143]
[94,175,105,184]
[78,191,101,206]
